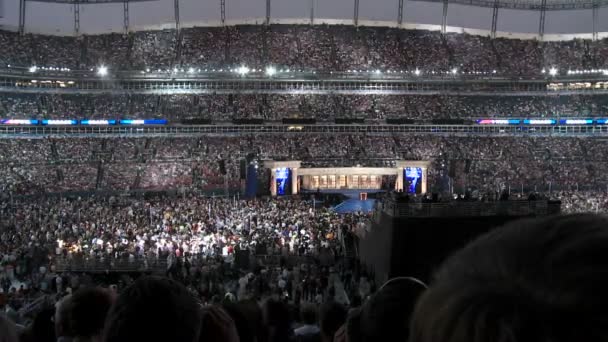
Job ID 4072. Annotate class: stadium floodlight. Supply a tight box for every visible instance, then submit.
[29,66,37,73]
[451,68,458,75]
[238,66,250,75]
[549,67,558,76]
[173,67,178,73]
[266,66,277,76]
[97,66,108,76]
[541,68,546,74]
[188,67,195,74]
[375,69,381,74]
[146,68,150,73]
[414,68,421,76]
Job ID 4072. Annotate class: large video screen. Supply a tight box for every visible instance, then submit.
[275,167,291,196]
[404,167,422,194]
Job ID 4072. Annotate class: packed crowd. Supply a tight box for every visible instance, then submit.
[0,194,370,341]
[2,93,608,120]
[2,25,608,74]
[1,208,607,342]
[2,134,608,214]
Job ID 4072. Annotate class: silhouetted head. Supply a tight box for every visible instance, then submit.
[410,214,608,342]
[104,276,202,342]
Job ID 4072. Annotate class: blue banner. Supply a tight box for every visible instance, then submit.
[275,167,291,196]
[404,167,422,194]
[41,119,78,125]
[523,119,556,125]
[80,119,117,125]
[476,119,521,125]
[120,119,168,125]
[0,119,38,125]
[559,119,593,125]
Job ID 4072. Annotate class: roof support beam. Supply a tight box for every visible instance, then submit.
[265,0,270,25]
[73,0,80,35]
[174,0,180,32]
[538,0,547,40]
[220,0,226,26]
[309,0,314,25]
[491,0,499,38]
[123,0,129,34]
[18,0,26,35]
[593,0,599,41]
[354,0,360,27]
[398,0,404,26]
[441,0,448,34]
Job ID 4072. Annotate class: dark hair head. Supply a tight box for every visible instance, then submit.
[319,302,347,341]
[103,276,202,342]
[29,306,56,342]
[55,295,73,338]
[300,304,318,325]
[0,313,18,342]
[69,287,114,338]
[410,214,608,342]
[223,301,266,342]
[199,306,239,342]
[347,277,426,342]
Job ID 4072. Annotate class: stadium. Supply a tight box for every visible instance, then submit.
[1,0,608,341]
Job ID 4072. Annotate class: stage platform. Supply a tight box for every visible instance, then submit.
[301,189,383,214]
[333,199,377,214]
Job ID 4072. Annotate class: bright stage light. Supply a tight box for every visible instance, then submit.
[451,68,458,75]
[238,66,250,75]
[266,66,276,76]
[97,66,108,76]
[549,67,558,76]
[414,68,421,76]
[188,67,195,74]
[29,66,37,73]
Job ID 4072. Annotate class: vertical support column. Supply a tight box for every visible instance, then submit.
[491,0,499,39]
[174,0,180,33]
[18,0,26,35]
[538,0,547,40]
[354,0,360,27]
[592,1,599,41]
[266,0,271,25]
[441,0,448,34]
[123,0,129,35]
[421,168,428,194]
[291,168,298,195]
[221,0,226,26]
[310,0,314,25]
[73,1,80,36]
[270,169,277,196]
[398,0,404,26]
[395,169,404,192]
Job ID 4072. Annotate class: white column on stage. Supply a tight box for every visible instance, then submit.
[421,167,428,194]
[270,169,277,196]
[291,168,298,195]
[395,168,404,191]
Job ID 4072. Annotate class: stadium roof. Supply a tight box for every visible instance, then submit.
[413,0,608,10]
[2,0,607,37]
[23,0,608,10]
